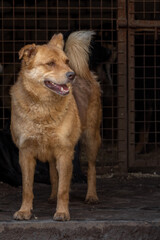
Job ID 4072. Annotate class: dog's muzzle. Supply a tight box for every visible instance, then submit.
[44,72,75,96]
[44,79,70,96]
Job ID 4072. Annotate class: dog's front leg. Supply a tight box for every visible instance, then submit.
[53,151,73,221]
[13,149,36,220]
[48,159,58,203]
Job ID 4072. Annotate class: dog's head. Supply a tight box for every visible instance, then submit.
[19,34,75,97]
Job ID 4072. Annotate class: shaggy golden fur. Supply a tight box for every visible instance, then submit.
[10,31,102,221]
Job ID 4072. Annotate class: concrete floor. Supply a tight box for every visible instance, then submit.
[0,176,160,239]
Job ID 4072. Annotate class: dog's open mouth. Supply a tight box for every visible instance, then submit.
[44,80,69,96]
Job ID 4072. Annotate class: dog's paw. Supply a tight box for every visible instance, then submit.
[13,210,32,220]
[53,211,70,221]
[85,195,99,204]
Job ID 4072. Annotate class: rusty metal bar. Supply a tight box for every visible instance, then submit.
[129,21,160,28]
[117,0,127,29]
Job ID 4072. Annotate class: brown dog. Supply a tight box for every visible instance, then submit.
[10,31,102,221]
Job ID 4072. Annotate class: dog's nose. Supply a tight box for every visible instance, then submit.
[66,71,75,81]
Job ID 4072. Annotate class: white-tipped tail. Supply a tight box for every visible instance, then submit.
[65,31,95,80]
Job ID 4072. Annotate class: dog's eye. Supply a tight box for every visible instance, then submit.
[65,59,69,65]
[47,62,55,67]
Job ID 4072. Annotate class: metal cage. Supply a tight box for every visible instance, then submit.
[0,0,160,173]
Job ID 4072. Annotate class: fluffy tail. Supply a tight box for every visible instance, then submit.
[64,31,95,80]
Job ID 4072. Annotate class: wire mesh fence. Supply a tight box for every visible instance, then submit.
[0,0,160,172]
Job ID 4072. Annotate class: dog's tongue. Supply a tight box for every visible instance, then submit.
[44,80,69,96]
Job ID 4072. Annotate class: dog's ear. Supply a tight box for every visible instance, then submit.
[19,44,37,60]
[48,34,64,50]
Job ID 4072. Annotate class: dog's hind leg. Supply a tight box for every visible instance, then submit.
[13,149,36,220]
[48,159,58,203]
[85,129,101,204]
